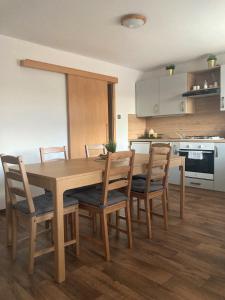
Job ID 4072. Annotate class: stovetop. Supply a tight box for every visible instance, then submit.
[185,136,223,140]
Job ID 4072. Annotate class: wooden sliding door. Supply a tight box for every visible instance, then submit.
[67,75,109,158]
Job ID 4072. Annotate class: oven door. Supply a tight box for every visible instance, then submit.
[179,149,214,180]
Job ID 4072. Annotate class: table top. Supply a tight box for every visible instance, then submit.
[25,154,184,180]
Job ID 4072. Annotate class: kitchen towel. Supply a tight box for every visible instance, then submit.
[188,151,203,160]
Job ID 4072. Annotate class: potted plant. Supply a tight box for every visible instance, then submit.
[207,54,217,68]
[105,140,117,153]
[166,64,175,76]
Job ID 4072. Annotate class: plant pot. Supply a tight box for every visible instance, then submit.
[207,59,217,68]
[168,68,175,76]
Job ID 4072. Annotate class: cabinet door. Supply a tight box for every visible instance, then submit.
[214,143,225,191]
[130,142,150,154]
[160,73,188,115]
[136,78,160,117]
[220,65,225,111]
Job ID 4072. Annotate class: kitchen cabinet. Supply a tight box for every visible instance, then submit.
[220,65,225,111]
[168,142,180,185]
[135,78,160,117]
[130,141,150,154]
[214,143,225,192]
[160,73,193,115]
[136,73,193,117]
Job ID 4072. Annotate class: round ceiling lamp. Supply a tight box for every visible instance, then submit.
[121,14,146,29]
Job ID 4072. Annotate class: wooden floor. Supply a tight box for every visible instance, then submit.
[1,186,225,300]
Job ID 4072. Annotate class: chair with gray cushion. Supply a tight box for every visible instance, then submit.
[1,154,79,275]
[72,150,135,261]
[131,143,171,239]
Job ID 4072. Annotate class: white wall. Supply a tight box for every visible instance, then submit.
[142,53,225,79]
[0,34,142,209]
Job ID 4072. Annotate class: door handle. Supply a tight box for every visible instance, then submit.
[190,182,201,186]
[214,146,218,158]
[221,97,225,110]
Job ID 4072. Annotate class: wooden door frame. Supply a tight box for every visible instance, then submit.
[20,59,118,157]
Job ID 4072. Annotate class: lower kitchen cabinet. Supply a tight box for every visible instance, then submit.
[214,143,225,192]
[130,141,150,154]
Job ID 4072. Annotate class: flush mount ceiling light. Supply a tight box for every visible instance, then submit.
[121,14,146,29]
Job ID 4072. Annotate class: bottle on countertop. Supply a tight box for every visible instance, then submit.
[204,80,208,89]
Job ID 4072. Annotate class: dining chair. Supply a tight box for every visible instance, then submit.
[131,143,171,239]
[72,150,135,261]
[1,154,79,274]
[85,144,107,158]
[39,146,67,162]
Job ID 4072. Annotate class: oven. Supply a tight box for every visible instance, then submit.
[178,142,214,180]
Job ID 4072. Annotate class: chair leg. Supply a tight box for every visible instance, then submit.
[92,212,97,234]
[125,202,132,249]
[144,198,152,239]
[64,215,68,242]
[150,199,153,218]
[100,212,110,261]
[162,192,168,230]
[74,210,80,256]
[28,217,37,274]
[130,196,134,217]
[116,211,119,239]
[12,209,17,260]
[166,187,169,210]
[137,198,140,220]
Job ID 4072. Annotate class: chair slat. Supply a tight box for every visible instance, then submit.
[1,155,20,165]
[9,187,26,198]
[109,166,130,177]
[111,151,132,160]
[108,179,128,191]
[6,171,23,182]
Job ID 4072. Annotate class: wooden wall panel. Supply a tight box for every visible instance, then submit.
[129,97,225,139]
[128,114,147,139]
[67,75,108,158]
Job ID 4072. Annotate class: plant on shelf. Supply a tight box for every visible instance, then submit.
[166,64,175,76]
[105,140,117,153]
[207,54,217,68]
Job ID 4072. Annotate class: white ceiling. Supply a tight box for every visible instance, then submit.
[1,0,225,71]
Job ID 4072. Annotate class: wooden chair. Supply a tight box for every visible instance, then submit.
[1,154,79,274]
[85,144,106,158]
[40,146,67,162]
[131,143,171,239]
[72,150,135,261]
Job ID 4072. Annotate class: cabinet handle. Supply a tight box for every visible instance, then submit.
[221,97,225,110]
[190,182,201,186]
[214,146,218,158]
[180,101,185,112]
[153,104,159,113]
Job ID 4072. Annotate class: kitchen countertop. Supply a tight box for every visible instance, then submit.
[129,138,225,143]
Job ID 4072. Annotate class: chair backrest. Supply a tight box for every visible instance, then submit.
[145,143,171,192]
[85,144,107,158]
[1,155,35,214]
[101,150,135,206]
[39,146,67,163]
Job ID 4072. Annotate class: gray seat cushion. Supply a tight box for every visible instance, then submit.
[133,174,147,180]
[72,188,128,208]
[16,194,78,216]
[45,184,96,197]
[132,178,163,193]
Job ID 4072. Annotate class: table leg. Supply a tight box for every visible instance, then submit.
[52,182,65,283]
[5,181,12,246]
[179,163,185,219]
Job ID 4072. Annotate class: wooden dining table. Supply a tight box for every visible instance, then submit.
[5,153,185,283]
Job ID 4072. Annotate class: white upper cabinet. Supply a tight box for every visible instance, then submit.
[159,73,189,115]
[135,73,194,117]
[136,78,160,117]
[220,65,225,111]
